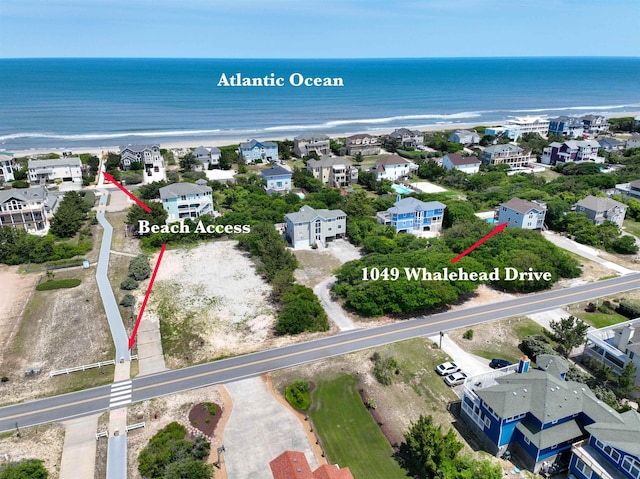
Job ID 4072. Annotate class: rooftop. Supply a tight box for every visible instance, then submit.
[501,198,546,215]
[575,195,627,212]
[286,205,346,224]
[119,144,159,153]
[28,157,82,169]
[444,153,480,166]
[307,156,353,168]
[387,197,446,215]
[159,182,212,199]
[240,139,278,149]
[261,165,292,177]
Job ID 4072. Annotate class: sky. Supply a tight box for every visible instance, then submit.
[1,0,639,58]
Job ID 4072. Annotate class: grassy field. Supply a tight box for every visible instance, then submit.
[623,219,640,239]
[571,309,628,328]
[310,374,407,479]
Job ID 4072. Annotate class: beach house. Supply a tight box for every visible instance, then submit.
[293,133,331,157]
[574,195,627,228]
[581,115,609,135]
[541,140,603,165]
[481,144,531,168]
[284,205,347,248]
[345,134,381,156]
[616,179,640,200]
[372,154,417,181]
[387,128,424,149]
[120,144,164,171]
[548,116,585,138]
[28,157,83,184]
[583,317,640,396]
[496,198,547,230]
[441,153,480,174]
[626,134,640,150]
[193,146,221,169]
[598,138,624,152]
[448,130,480,145]
[0,186,55,234]
[0,152,17,183]
[460,355,640,476]
[306,156,358,188]
[159,180,214,222]
[239,139,278,164]
[260,165,292,194]
[376,196,446,233]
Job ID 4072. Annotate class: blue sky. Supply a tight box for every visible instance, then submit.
[1,0,639,58]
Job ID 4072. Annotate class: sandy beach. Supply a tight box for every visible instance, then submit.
[10,112,639,158]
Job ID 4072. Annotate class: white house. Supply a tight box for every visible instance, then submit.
[372,154,417,181]
[285,205,347,248]
[0,151,17,183]
[159,180,214,223]
[193,146,221,169]
[28,157,83,184]
[387,128,424,149]
[441,154,480,174]
[626,133,640,150]
[574,195,627,228]
[448,130,480,145]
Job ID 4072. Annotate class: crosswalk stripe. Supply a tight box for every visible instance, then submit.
[110,392,131,401]
[110,384,131,393]
[109,399,132,408]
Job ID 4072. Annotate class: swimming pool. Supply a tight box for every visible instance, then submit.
[486,218,497,224]
[391,184,412,195]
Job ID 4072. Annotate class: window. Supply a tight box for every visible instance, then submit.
[623,456,640,479]
[575,458,592,478]
[523,435,530,445]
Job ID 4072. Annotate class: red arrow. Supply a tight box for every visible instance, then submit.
[102,172,152,213]
[128,243,166,350]
[450,223,508,264]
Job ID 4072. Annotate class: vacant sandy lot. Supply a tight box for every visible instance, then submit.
[0,267,114,405]
[0,266,38,358]
[147,241,331,368]
[0,423,65,478]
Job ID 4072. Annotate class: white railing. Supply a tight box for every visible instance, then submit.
[126,422,145,432]
[95,431,108,440]
[49,360,116,377]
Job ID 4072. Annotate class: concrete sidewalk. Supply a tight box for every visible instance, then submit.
[428,333,493,377]
[59,414,100,479]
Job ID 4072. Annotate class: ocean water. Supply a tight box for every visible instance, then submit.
[0,57,639,151]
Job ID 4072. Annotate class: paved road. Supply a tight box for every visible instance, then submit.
[2,273,640,433]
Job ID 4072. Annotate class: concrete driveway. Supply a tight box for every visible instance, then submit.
[314,276,356,331]
[223,377,318,479]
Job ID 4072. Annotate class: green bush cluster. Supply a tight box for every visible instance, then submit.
[204,402,217,415]
[36,278,81,291]
[51,191,91,238]
[520,335,555,361]
[276,285,329,335]
[0,226,92,265]
[138,422,212,479]
[285,380,311,410]
[0,459,49,479]
[119,294,136,307]
[120,278,139,290]
[616,300,640,318]
[371,353,399,386]
[128,255,151,281]
[462,329,474,340]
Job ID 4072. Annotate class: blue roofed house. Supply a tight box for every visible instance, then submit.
[159,180,214,222]
[460,355,640,476]
[260,165,292,194]
[239,139,278,164]
[377,196,446,233]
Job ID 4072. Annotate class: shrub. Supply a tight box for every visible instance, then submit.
[36,278,81,291]
[616,300,640,318]
[204,402,217,415]
[463,329,474,340]
[1,376,8,382]
[585,302,597,313]
[120,278,139,290]
[128,254,151,281]
[11,180,29,188]
[119,294,135,307]
[520,335,555,361]
[372,355,399,386]
[285,379,311,410]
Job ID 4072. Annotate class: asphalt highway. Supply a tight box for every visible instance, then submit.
[2,272,640,433]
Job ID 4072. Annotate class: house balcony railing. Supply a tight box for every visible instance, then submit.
[571,441,625,479]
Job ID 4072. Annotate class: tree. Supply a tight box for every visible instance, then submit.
[549,315,590,357]
[179,152,199,171]
[219,148,237,170]
[353,151,363,164]
[617,361,638,396]
[276,284,329,335]
[0,459,49,479]
[126,201,168,235]
[51,191,89,238]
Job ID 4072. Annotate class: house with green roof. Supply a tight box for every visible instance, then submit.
[460,355,640,476]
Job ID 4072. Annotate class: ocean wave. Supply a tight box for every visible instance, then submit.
[509,103,640,113]
[0,129,223,142]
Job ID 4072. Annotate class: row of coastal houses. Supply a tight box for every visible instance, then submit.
[460,355,640,478]
[485,114,610,141]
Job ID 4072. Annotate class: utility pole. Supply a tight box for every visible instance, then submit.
[439,331,444,349]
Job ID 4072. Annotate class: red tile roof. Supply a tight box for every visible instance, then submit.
[270,451,354,479]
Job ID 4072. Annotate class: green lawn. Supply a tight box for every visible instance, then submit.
[623,219,640,239]
[310,374,408,479]
[573,311,628,329]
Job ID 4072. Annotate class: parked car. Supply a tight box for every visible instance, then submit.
[444,371,468,387]
[489,358,512,369]
[436,361,460,376]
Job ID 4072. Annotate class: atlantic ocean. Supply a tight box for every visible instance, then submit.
[1,57,639,151]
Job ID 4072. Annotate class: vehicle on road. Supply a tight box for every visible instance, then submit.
[436,361,460,376]
[444,371,468,387]
[490,358,512,369]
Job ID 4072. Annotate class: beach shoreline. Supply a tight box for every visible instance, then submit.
[9,112,639,158]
